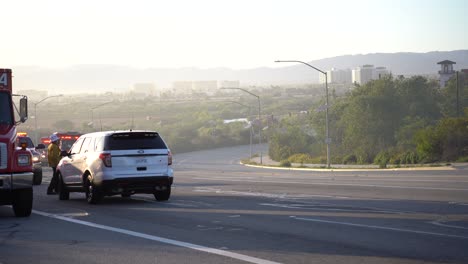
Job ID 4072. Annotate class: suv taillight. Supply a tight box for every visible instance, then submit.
[99,153,112,167]
[168,150,172,165]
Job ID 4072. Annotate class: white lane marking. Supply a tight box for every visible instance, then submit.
[59,212,89,217]
[32,210,281,264]
[199,227,224,231]
[194,187,352,199]
[430,221,468,230]
[290,216,468,240]
[193,177,468,191]
[260,203,304,210]
[260,203,408,215]
[448,202,468,206]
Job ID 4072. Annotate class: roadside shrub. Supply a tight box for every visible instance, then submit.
[287,153,315,164]
[402,151,419,164]
[240,159,258,165]
[279,160,292,167]
[389,155,401,165]
[357,152,372,164]
[342,154,357,164]
[374,151,390,168]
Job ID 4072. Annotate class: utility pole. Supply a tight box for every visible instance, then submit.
[275,60,331,168]
[456,71,460,117]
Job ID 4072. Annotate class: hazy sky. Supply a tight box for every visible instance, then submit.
[2,0,467,69]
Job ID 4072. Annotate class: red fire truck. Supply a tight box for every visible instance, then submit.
[0,68,34,217]
[55,132,81,151]
[39,132,81,164]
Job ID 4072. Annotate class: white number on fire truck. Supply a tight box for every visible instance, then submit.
[0,73,8,86]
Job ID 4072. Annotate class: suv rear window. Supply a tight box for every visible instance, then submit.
[104,132,167,150]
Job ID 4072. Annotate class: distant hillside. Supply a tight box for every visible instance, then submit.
[12,50,468,94]
[309,50,468,75]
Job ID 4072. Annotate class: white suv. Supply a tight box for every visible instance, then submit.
[56,130,173,204]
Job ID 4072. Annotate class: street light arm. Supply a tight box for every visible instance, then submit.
[220,87,262,164]
[224,100,251,110]
[221,87,259,99]
[92,101,114,110]
[275,60,326,75]
[90,101,114,131]
[34,94,63,144]
[34,94,64,106]
[237,88,259,99]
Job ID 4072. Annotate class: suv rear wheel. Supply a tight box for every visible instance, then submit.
[154,186,171,201]
[57,172,70,200]
[85,176,102,204]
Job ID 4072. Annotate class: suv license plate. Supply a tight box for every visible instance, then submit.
[136,158,147,164]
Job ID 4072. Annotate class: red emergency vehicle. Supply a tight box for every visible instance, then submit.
[55,132,81,151]
[39,132,81,164]
[0,68,34,217]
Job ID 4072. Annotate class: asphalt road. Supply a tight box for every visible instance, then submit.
[1,145,468,264]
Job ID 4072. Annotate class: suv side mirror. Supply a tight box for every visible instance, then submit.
[60,150,69,157]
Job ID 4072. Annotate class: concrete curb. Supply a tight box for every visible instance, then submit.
[240,162,456,172]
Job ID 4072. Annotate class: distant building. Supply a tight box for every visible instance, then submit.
[125,83,157,100]
[438,60,456,88]
[172,81,192,96]
[132,83,156,96]
[219,80,240,89]
[319,68,352,84]
[192,81,218,96]
[374,67,390,79]
[172,80,219,96]
[352,65,374,85]
[351,65,390,85]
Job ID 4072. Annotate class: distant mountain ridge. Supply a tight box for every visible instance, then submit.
[310,50,468,75]
[12,50,468,93]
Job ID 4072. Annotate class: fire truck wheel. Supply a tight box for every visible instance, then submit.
[12,188,33,217]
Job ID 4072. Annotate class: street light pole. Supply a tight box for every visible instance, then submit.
[221,88,262,164]
[225,100,253,159]
[91,101,113,131]
[34,94,63,144]
[275,60,331,168]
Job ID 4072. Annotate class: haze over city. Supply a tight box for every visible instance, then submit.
[2,0,467,70]
[1,2,468,263]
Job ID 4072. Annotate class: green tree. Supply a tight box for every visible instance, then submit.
[415,116,468,162]
[340,78,401,162]
[440,73,468,117]
[268,115,317,161]
[396,76,441,120]
[308,76,444,163]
